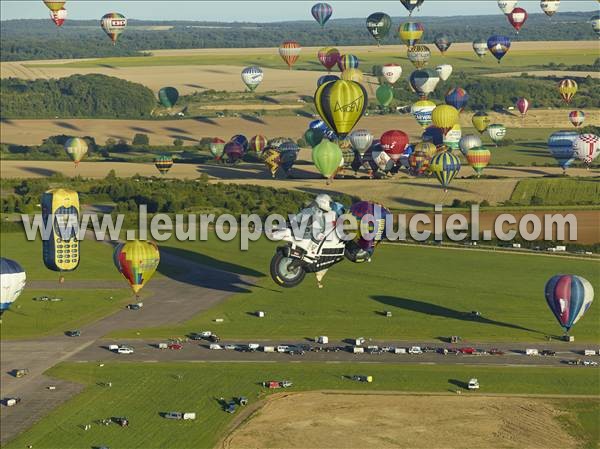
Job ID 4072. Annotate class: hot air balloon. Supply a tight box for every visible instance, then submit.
[209,138,226,159]
[341,68,363,83]
[414,140,437,158]
[432,105,459,136]
[443,123,462,151]
[407,149,429,175]
[382,64,402,84]
[407,45,431,68]
[592,15,600,36]
[409,69,440,98]
[366,12,392,46]
[376,85,395,108]
[337,54,359,72]
[279,142,299,174]
[540,0,560,17]
[158,87,179,108]
[472,111,491,134]
[249,135,268,153]
[43,1,65,12]
[545,275,594,335]
[398,21,424,47]
[434,33,452,54]
[411,99,437,128]
[547,131,578,171]
[487,124,507,145]
[380,130,409,163]
[304,128,324,148]
[472,39,488,58]
[507,7,528,33]
[231,134,249,152]
[487,35,511,63]
[422,126,444,147]
[224,141,244,163]
[515,97,530,119]
[0,258,26,319]
[435,64,452,81]
[317,74,340,87]
[113,240,160,298]
[262,147,281,178]
[154,154,173,175]
[314,80,368,138]
[317,47,340,72]
[311,2,333,27]
[573,133,600,166]
[430,150,461,191]
[370,145,395,173]
[445,87,468,112]
[497,0,517,14]
[313,139,343,183]
[50,7,67,27]
[241,66,264,91]
[101,12,127,45]
[279,41,301,69]
[558,79,578,104]
[64,137,88,166]
[466,146,491,177]
[349,129,373,155]
[568,110,585,128]
[459,134,482,156]
[401,0,425,16]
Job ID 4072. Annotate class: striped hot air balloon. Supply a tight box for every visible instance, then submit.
[262,147,281,178]
[113,240,160,297]
[472,39,488,58]
[101,12,127,45]
[408,150,431,176]
[209,138,226,159]
[466,146,491,177]
[279,41,302,69]
[154,154,173,175]
[317,47,340,72]
[50,7,67,27]
[545,275,594,334]
[64,137,88,166]
[507,7,528,33]
[337,54,359,72]
[249,135,268,153]
[547,130,578,171]
[407,45,431,69]
[429,150,461,191]
[43,1,65,12]
[573,133,600,166]
[349,129,373,155]
[558,79,578,104]
[459,134,482,156]
[398,21,424,47]
[568,110,585,128]
[311,2,333,27]
[341,68,364,83]
[414,141,437,159]
[516,97,530,118]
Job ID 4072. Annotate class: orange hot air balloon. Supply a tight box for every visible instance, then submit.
[279,41,302,70]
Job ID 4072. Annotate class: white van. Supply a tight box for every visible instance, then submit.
[525,348,539,356]
[262,346,275,353]
[117,346,134,354]
[209,344,223,350]
[183,412,196,420]
[394,347,407,354]
[352,346,364,354]
[248,343,260,351]
[468,378,480,390]
[317,336,329,344]
[277,345,290,353]
[583,349,597,356]
[409,346,423,354]
[108,344,119,351]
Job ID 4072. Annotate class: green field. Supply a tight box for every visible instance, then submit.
[31,48,595,75]
[510,177,600,205]
[109,236,600,342]
[4,362,598,449]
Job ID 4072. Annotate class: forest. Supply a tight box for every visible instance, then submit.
[1,11,596,61]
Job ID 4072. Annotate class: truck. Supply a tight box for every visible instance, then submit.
[354,337,365,346]
[525,348,539,356]
[352,346,364,354]
[247,343,260,351]
[468,378,480,390]
[262,346,275,353]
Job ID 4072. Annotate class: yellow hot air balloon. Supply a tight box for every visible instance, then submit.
[64,137,88,166]
[341,68,364,83]
[432,105,459,136]
[113,240,160,297]
[558,79,578,104]
[472,111,491,134]
[414,141,437,158]
[43,1,66,12]
[314,80,368,138]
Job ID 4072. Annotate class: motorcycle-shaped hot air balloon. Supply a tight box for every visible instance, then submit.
[401,0,425,16]
[434,33,452,54]
[311,2,333,27]
[154,154,173,175]
[466,146,491,177]
[64,137,88,166]
[314,79,368,139]
[411,99,437,128]
[382,64,402,85]
[114,240,160,299]
[158,87,179,108]
[0,258,26,320]
[472,111,491,134]
[50,7,67,27]
[487,35,511,63]
[573,133,600,166]
[366,12,392,46]
[410,69,440,99]
[279,41,302,69]
[507,7,528,33]
[209,138,226,160]
[241,66,264,91]
[398,21,424,47]
[547,130,578,172]
[545,275,594,339]
[435,64,452,81]
[487,124,507,146]
[101,12,127,45]
[430,150,461,191]
[568,111,585,128]
[407,45,431,69]
[558,79,578,104]
[540,0,560,18]
[317,47,340,72]
[472,39,488,58]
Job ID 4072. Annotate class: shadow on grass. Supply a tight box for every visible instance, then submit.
[18,166,58,177]
[448,379,469,390]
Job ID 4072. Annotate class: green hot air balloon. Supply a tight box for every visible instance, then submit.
[376,84,395,108]
[158,87,179,108]
[312,139,342,183]
[154,154,173,175]
[304,128,324,148]
[366,13,392,46]
[64,137,88,166]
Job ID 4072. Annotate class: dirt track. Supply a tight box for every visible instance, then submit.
[221,391,579,449]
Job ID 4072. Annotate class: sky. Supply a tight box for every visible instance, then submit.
[1,1,597,22]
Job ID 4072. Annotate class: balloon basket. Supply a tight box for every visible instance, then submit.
[59,275,65,284]
[563,334,574,342]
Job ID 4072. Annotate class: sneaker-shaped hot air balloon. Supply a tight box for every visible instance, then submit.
[314,80,368,139]
[366,12,392,46]
[487,124,507,145]
[411,99,437,128]
[0,258,26,319]
[101,12,127,45]
[407,45,431,69]
[311,2,333,27]
[434,33,452,54]
[158,87,179,108]
[547,130,578,172]
[382,64,402,85]
[154,154,173,175]
[545,275,594,337]
[279,41,301,70]
[472,111,491,134]
[540,0,560,18]
[312,139,343,183]
[568,110,585,128]
[573,133,600,166]
[317,47,340,72]
[50,7,67,27]
[241,66,264,92]
[487,35,511,63]
[558,79,578,104]
[507,7,528,33]
[209,138,226,160]
[430,150,461,191]
[64,137,88,166]
[466,146,491,177]
[113,240,160,298]
[398,21,424,47]
[472,39,488,58]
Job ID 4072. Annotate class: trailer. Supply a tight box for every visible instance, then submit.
[262,346,275,353]
[394,347,407,354]
[583,349,597,356]
[525,348,539,356]
[352,346,364,354]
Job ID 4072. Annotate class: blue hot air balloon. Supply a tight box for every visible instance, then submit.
[545,275,594,334]
[422,126,444,147]
[487,35,511,63]
[548,131,578,172]
[317,74,340,87]
[230,134,248,152]
[311,3,333,27]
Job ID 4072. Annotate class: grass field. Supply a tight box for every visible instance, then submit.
[510,177,600,205]
[4,362,598,449]
[110,236,600,342]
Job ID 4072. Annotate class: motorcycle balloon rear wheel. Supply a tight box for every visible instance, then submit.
[270,253,306,288]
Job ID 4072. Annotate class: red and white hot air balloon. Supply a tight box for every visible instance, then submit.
[516,97,529,118]
[508,7,528,33]
[50,7,67,27]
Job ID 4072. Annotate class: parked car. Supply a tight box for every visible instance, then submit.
[582,360,598,366]
[468,378,480,390]
[168,343,183,350]
[188,333,204,340]
[4,397,21,407]
[127,303,143,310]
[12,369,29,378]
[540,350,556,356]
[117,346,134,354]
[163,412,183,420]
[224,344,237,350]
[459,347,476,355]
[65,330,81,337]
[408,346,423,354]
[489,348,504,355]
[208,334,220,343]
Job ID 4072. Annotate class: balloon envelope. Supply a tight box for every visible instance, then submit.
[398,21,424,47]
[409,69,439,98]
[382,64,402,84]
[314,80,368,138]
[545,275,594,332]
[376,85,394,107]
[113,240,160,295]
[64,137,88,165]
[312,139,343,179]
[568,110,585,128]
[101,12,127,44]
[488,124,507,143]
[241,66,264,91]
[158,87,179,108]
[548,131,578,170]
[459,134,483,156]
[154,154,173,175]
[558,79,578,104]
[445,87,468,112]
[466,146,491,176]
[279,41,302,69]
[317,47,340,71]
[487,35,511,63]
[366,13,392,43]
[573,134,600,165]
[311,2,333,26]
[435,64,452,81]
[411,99,437,128]
[407,45,431,68]
[434,33,452,54]
[430,151,461,189]
[349,129,373,154]
[472,111,491,133]
[0,258,26,315]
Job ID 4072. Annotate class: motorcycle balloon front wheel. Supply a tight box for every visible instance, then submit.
[270,253,306,288]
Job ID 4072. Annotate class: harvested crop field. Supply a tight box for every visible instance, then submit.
[221,391,579,449]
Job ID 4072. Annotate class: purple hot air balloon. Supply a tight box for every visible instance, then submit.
[311,2,333,27]
[545,275,594,334]
[224,141,244,163]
